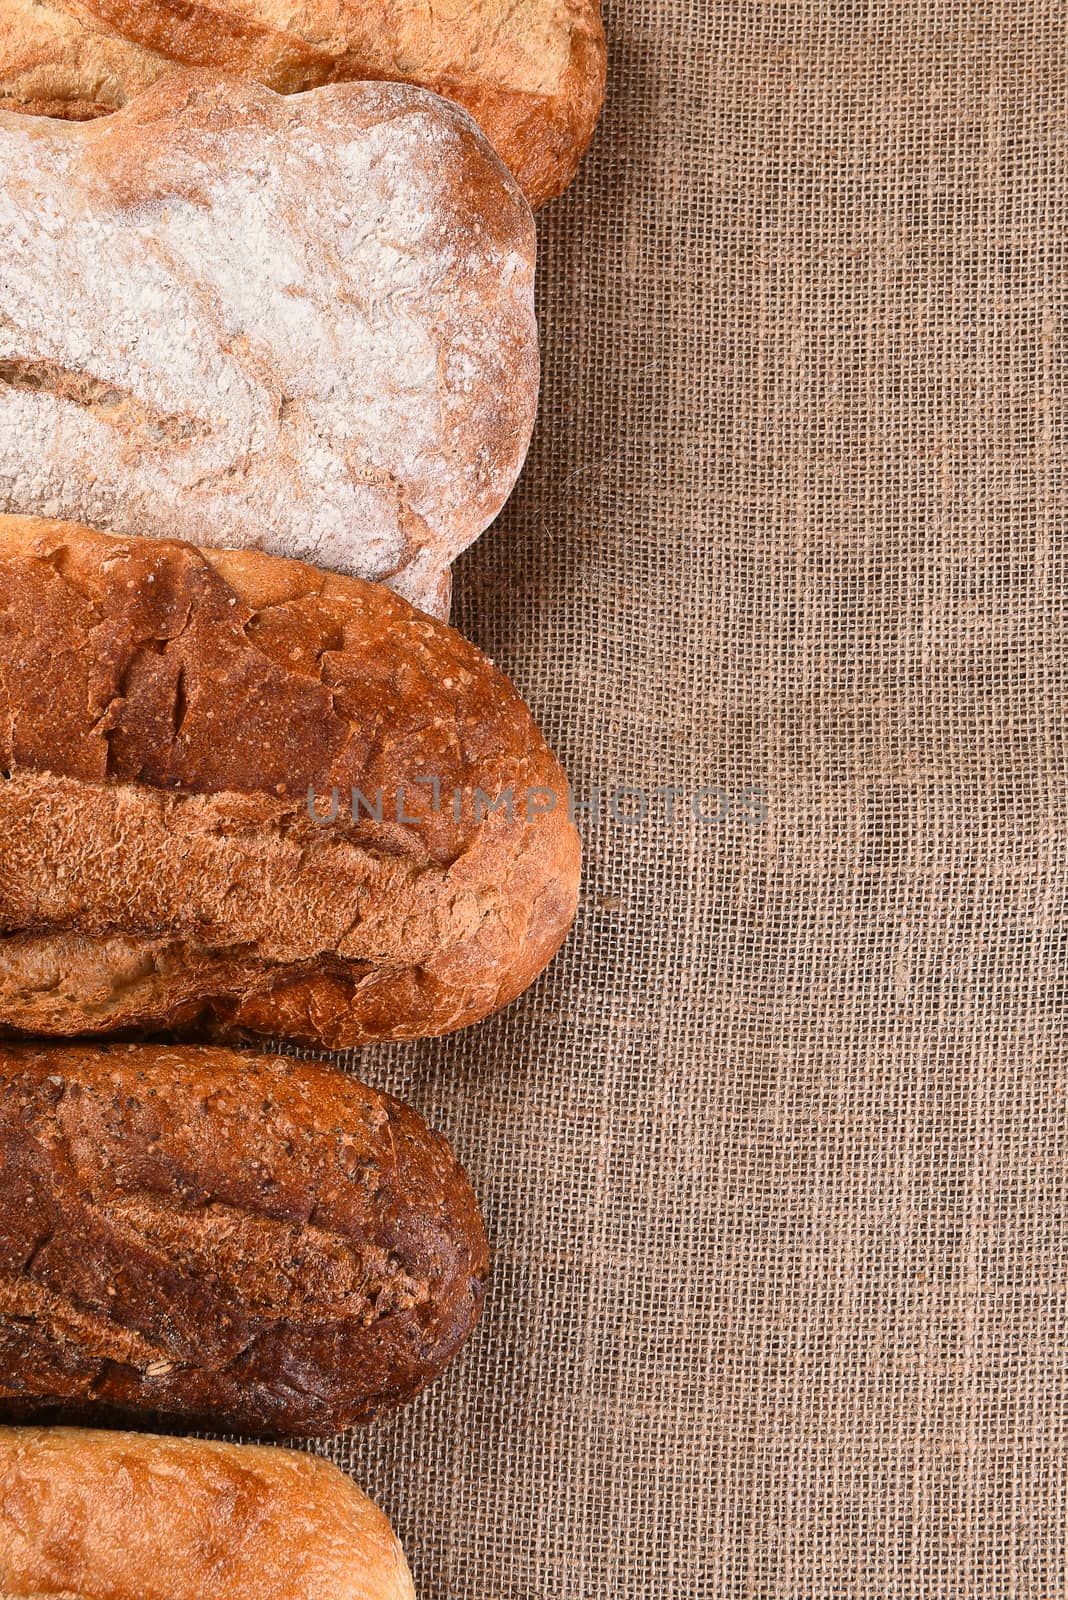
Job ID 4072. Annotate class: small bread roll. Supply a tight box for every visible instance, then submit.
[0,1427,415,1600]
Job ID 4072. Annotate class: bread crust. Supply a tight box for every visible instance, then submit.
[0,0,605,207]
[0,71,539,617]
[0,1427,416,1599]
[0,1042,488,1437]
[0,516,581,1046]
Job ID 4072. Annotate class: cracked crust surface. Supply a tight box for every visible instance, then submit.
[0,1427,416,1598]
[0,516,581,1047]
[0,1042,488,1437]
[0,71,539,618]
[0,0,605,207]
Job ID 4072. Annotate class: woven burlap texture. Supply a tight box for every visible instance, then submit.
[294,4,1068,1595]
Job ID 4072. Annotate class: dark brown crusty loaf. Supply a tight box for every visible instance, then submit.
[0,516,581,1047]
[0,1042,488,1437]
[0,0,606,209]
[0,1428,416,1598]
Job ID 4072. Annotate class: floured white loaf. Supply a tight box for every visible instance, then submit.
[0,71,539,616]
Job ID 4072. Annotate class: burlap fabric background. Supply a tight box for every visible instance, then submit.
[299,4,1068,1595]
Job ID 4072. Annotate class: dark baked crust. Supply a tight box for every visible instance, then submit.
[0,516,581,1046]
[0,0,606,208]
[0,1042,489,1437]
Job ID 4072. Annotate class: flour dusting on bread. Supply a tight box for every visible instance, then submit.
[0,73,539,615]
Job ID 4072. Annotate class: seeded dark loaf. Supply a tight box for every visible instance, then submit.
[0,1427,416,1598]
[0,0,606,208]
[0,1042,488,1437]
[0,516,581,1046]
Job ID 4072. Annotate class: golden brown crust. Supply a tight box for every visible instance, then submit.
[0,0,170,121]
[0,516,581,1047]
[0,1042,488,1437]
[0,1427,416,1599]
[0,0,605,207]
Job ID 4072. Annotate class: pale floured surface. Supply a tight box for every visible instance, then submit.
[0,73,538,614]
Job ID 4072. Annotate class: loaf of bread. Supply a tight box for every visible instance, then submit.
[0,71,539,618]
[0,516,580,1046]
[0,1427,415,1599]
[0,0,605,208]
[0,1041,488,1436]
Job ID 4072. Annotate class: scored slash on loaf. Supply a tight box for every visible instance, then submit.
[0,0,607,208]
[0,71,540,618]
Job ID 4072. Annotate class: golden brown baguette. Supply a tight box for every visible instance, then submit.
[0,1427,415,1599]
[0,515,581,1047]
[0,0,605,208]
[0,1042,488,1437]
